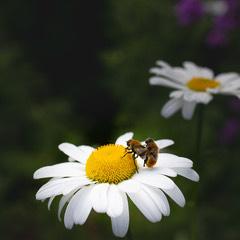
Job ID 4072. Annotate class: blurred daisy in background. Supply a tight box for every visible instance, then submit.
[34,132,199,237]
[149,61,240,119]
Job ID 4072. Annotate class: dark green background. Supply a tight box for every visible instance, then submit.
[1,0,240,239]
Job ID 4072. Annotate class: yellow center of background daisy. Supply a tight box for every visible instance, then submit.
[187,77,220,92]
[85,144,138,184]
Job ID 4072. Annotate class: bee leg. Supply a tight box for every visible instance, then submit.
[132,155,139,173]
[122,150,131,158]
[143,156,148,167]
[122,151,139,173]
[131,152,138,173]
[134,160,139,173]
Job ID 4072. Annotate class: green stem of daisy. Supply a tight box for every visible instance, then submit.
[191,104,204,240]
[196,104,204,164]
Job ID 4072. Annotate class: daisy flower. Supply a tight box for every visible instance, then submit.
[149,61,240,119]
[34,132,199,237]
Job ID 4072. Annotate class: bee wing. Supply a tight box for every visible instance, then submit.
[135,145,148,159]
[138,151,148,160]
[155,139,174,150]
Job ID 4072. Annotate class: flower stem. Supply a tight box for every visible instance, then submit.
[196,104,204,164]
[191,104,204,240]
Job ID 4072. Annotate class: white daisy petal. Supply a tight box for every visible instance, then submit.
[64,206,75,229]
[149,76,185,90]
[183,91,212,104]
[128,189,162,222]
[156,60,171,68]
[75,145,95,164]
[48,196,55,210]
[172,168,200,181]
[111,192,129,238]
[150,67,189,83]
[33,162,85,179]
[182,91,197,102]
[156,153,193,168]
[58,191,75,221]
[133,172,175,189]
[142,185,170,216]
[106,184,124,218]
[78,145,94,154]
[154,61,192,82]
[182,101,197,120]
[155,139,174,149]
[36,177,92,200]
[149,167,177,177]
[64,186,93,228]
[115,132,134,146]
[118,179,142,193]
[90,183,109,213]
[168,67,191,83]
[58,143,90,163]
[183,61,202,77]
[149,67,165,75]
[195,92,213,104]
[64,188,83,229]
[73,185,94,225]
[215,72,239,83]
[199,67,214,79]
[162,184,185,207]
[161,98,183,118]
[170,90,184,98]
[218,79,240,92]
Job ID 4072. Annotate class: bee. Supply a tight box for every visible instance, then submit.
[123,139,148,172]
[123,138,159,171]
[143,138,159,168]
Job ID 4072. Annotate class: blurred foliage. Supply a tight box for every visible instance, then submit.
[0,0,240,240]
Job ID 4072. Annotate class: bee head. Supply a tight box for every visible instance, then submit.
[145,138,154,144]
[126,139,132,147]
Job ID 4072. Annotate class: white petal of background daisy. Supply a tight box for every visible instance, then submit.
[149,60,240,120]
[34,132,199,238]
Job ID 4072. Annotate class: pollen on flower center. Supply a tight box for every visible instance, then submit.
[85,144,138,184]
[187,77,221,92]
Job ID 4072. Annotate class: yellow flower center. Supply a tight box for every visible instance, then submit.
[187,77,221,92]
[85,144,138,184]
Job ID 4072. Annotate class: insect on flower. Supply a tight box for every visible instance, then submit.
[124,138,160,170]
[33,132,199,238]
[144,138,159,168]
[123,139,147,172]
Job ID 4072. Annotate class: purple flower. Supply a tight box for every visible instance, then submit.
[174,0,240,47]
[213,0,239,30]
[207,0,240,47]
[175,0,205,26]
[206,28,228,47]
